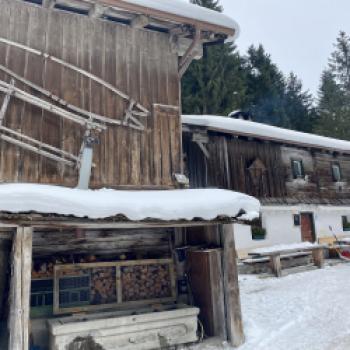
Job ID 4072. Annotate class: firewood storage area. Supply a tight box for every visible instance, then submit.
[53,259,176,315]
[0,216,250,350]
[19,221,245,350]
[28,227,198,350]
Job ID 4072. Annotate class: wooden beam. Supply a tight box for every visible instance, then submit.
[221,224,245,347]
[0,79,14,126]
[131,14,150,28]
[8,229,22,350]
[89,3,105,18]
[195,141,210,159]
[0,80,104,130]
[0,64,137,129]
[0,125,79,163]
[0,217,238,230]
[98,0,236,37]
[0,133,76,167]
[179,28,202,78]
[8,226,33,350]
[42,0,56,9]
[21,227,33,350]
[0,37,149,119]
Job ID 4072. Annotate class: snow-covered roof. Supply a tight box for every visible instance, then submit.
[106,0,239,38]
[0,184,260,222]
[182,115,350,153]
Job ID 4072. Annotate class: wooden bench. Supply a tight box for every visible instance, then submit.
[247,245,326,277]
[242,251,311,264]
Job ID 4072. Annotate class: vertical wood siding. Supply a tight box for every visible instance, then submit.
[0,0,180,188]
[184,133,287,199]
[184,132,350,203]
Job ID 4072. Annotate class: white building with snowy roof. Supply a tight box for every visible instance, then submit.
[183,115,350,256]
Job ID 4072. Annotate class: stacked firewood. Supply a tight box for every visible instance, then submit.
[121,264,171,302]
[31,262,55,279]
[91,267,117,305]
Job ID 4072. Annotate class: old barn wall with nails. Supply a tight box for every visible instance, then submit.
[0,0,181,188]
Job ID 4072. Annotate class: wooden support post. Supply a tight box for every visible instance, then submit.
[8,227,33,350]
[221,224,245,347]
[270,254,282,277]
[312,247,324,268]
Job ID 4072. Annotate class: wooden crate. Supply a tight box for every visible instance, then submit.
[53,259,176,315]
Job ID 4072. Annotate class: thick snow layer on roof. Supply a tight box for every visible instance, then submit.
[121,0,239,36]
[0,184,260,221]
[182,115,350,153]
[250,242,317,255]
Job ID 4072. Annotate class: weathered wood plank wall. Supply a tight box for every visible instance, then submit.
[184,133,287,199]
[0,0,180,188]
[184,132,350,202]
[282,146,350,200]
[32,228,172,257]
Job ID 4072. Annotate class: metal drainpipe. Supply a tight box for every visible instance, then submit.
[77,135,98,190]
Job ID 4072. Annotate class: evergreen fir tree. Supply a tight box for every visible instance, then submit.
[285,73,316,133]
[182,0,247,115]
[190,0,222,11]
[315,70,350,139]
[243,45,290,128]
[329,31,350,92]
[315,32,350,140]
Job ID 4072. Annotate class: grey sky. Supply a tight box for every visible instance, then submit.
[220,0,350,98]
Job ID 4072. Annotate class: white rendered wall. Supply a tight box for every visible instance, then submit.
[234,205,350,257]
[234,209,302,257]
[315,207,350,239]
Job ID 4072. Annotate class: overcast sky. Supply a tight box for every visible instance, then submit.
[220,0,350,98]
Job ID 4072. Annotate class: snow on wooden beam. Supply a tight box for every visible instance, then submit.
[0,184,260,222]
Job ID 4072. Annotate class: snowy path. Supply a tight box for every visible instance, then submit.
[239,264,350,350]
[190,263,350,350]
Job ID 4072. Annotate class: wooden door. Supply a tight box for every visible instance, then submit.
[187,249,225,338]
[300,213,315,242]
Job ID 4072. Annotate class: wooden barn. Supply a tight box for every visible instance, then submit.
[183,114,350,256]
[0,1,261,350]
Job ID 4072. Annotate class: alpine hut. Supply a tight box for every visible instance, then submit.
[0,1,259,350]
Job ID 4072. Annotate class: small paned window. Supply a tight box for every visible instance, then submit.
[331,163,342,182]
[293,214,301,226]
[291,159,304,179]
[342,216,350,231]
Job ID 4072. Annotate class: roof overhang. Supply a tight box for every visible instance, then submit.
[33,0,239,42]
[98,0,239,38]
[0,184,260,228]
[182,115,350,155]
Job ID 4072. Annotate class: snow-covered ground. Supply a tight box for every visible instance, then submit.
[191,263,350,350]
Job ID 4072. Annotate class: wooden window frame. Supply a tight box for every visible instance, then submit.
[331,162,342,182]
[291,159,305,180]
[293,214,301,226]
